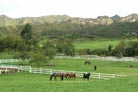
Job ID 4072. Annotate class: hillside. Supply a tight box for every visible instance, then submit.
[0,14,138,38]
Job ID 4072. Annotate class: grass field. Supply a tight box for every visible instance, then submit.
[1,58,138,92]
[1,38,138,92]
[0,52,13,59]
[0,72,138,92]
[74,38,138,50]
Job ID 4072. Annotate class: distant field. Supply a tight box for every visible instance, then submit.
[1,58,138,92]
[74,38,138,50]
[49,59,138,75]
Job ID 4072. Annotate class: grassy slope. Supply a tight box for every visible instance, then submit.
[1,58,138,92]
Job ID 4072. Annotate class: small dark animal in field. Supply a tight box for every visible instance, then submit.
[94,65,97,71]
[82,72,91,81]
[84,61,91,65]
[129,65,133,68]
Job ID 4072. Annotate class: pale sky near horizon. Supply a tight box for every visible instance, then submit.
[0,0,138,18]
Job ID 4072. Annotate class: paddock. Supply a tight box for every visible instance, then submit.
[19,66,126,80]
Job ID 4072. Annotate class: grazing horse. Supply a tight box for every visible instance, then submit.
[50,72,64,81]
[67,73,76,79]
[82,72,91,81]
[84,61,91,65]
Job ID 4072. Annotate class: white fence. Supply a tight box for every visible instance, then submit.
[55,55,138,62]
[0,59,22,63]
[0,65,126,79]
[0,56,138,63]
[0,58,126,80]
[18,66,126,80]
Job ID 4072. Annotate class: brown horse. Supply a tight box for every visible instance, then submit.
[50,72,69,81]
[66,73,76,79]
[84,61,91,65]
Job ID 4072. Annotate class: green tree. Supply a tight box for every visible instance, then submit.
[21,23,32,44]
[56,38,75,56]
[114,40,126,58]
[30,52,49,67]
[43,41,56,59]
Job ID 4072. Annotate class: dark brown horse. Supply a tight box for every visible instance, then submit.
[84,61,91,65]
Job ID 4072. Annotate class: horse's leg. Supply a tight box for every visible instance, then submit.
[54,76,57,81]
[60,75,64,81]
[65,76,67,79]
[50,75,53,81]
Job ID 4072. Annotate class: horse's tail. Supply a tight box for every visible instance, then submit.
[50,74,53,81]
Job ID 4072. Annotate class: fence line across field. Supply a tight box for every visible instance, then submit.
[0,65,126,80]
[0,56,138,64]
[0,59,23,64]
[55,55,138,62]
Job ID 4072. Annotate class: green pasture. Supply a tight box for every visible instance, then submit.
[1,37,138,92]
[1,58,138,92]
[48,59,138,75]
[0,69,138,92]
[74,38,138,50]
[0,59,138,92]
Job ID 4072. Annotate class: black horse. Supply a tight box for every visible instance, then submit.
[82,72,91,81]
[50,72,68,81]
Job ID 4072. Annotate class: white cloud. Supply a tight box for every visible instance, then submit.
[0,0,138,18]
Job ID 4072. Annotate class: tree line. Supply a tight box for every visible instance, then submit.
[78,40,138,58]
[0,21,138,39]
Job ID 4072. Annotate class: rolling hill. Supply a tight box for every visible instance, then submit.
[0,14,138,38]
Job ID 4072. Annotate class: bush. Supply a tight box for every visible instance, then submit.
[93,48,108,56]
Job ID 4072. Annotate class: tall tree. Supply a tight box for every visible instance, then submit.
[21,23,32,45]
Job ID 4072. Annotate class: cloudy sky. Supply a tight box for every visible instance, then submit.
[0,0,138,18]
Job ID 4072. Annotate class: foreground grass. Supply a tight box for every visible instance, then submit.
[0,72,138,92]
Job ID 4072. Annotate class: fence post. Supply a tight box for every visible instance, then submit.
[40,68,42,74]
[17,67,20,72]
[29,66,32,73]
[50,69,53,74]
[98,73,101,79]
[113,74,115,78]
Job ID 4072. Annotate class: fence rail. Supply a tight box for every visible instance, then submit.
[55,55,138,62]
[0,59,23,63]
